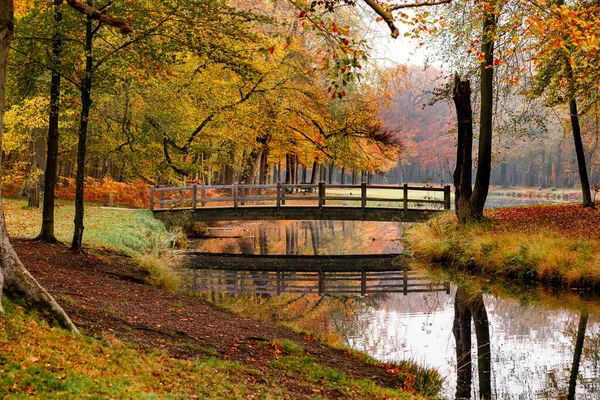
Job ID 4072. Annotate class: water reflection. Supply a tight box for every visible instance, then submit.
[195,220,403,255]
[189,220,600,399]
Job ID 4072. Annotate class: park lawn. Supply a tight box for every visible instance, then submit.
[406,202,600,289]
[3,198,166,254]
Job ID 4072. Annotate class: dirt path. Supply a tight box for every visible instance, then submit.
[15,240,416,398]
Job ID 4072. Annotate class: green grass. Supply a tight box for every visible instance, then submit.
[4,199,167,255]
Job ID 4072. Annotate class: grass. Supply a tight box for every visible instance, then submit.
[406,211,600,288]
[4,198,167,254]
[4,198,183,291]
[0,297,285,399]
[0,298,436,399]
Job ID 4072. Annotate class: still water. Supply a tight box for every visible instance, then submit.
[190,219,600,399]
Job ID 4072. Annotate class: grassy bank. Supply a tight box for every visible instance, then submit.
[3,198,443,398]
[2,297,432,399]
[406,203,600,289]
[4,199,168,254]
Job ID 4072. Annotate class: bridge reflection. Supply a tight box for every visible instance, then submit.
[189,268,450,296]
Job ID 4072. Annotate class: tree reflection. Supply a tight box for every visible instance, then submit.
[453,287,491,399]
[568,311,588,400]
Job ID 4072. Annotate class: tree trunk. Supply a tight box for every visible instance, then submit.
[71,13,93,253]
[452,75,475,224]
[570,98,594,207]
[0,1,77,332]
[37,0,63,242]
[470,8,496,218]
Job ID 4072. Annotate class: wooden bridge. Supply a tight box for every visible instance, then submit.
[151,182,451,222]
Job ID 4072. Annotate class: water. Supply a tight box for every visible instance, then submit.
[188,214,600,399]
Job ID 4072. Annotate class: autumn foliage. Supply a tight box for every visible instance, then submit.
[55,178,150,209]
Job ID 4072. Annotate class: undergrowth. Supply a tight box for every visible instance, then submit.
[406,211,600,288]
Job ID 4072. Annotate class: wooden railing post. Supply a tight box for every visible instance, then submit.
[318,181,325,207]
[276,182,282,207]
[403,184,408,211]
[240,182,245,206]
[149,186,155,210]
[192,184,197,210]
[318,270,324,295]
[281,183,286,206]
[361,182,367,209]
[233,182,239,208]
[159,187,165,209]
[444,185,451,210]
[403,269,408,295]
[200,184,206,207]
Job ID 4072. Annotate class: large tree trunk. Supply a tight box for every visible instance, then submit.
[0,0,77,332]
[452,75,475,224]
[71,13,93,253]
[37,0,63,241]
[470,8,496,218]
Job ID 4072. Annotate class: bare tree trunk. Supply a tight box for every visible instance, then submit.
[37,0,62,242]
[0,1,77,332]
[470,8,496,218]
[452,75,475,224]
[71,12,94,253]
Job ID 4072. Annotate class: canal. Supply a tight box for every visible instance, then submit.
[186,215,600,399]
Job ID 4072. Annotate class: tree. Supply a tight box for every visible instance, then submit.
[0,0,77,331]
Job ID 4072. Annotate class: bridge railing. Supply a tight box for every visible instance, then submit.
[150,182,451,211]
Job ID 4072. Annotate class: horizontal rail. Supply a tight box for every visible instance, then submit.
[150,182,452,212]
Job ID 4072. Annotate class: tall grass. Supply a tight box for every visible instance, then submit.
[406,212,600,288]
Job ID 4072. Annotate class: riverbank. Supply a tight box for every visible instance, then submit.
[2,199,442,398]
[406,201,600,289]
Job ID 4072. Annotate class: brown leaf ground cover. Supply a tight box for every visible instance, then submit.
[14,240,426,399]
[486,201,600,238]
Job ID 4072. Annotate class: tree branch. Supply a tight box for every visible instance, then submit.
[66,0,133,34]
[389,0,451,11]
[362,0,399,39]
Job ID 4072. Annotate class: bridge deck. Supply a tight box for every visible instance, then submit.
[151,183,451,222]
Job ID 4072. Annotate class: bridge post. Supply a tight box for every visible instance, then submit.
[361,182,367,209]
[240,182,245,206]
[159,188,165,209]
[276,182,282,207]
[200,184,206,207]
[403,269,408,295]
[318,181,325,207]
[403,184,408,211]
[233,182,239,208]
[149,186,155,210]
[318,270,324,295]
[444,185,451,210]
[192,184,197,210]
